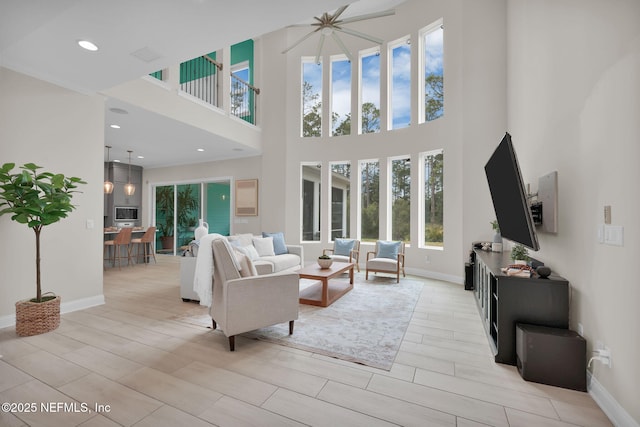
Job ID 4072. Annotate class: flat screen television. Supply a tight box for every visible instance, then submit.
[485,132,539,251]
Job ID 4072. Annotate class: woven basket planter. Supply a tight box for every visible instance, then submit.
[15,296,61,336]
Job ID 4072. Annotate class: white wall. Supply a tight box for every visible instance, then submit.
[0,68,105,325]
[507,0,640,423]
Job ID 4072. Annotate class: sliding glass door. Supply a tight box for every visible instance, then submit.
[153,180,230,255]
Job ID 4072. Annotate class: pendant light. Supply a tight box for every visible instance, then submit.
[104,145,114,194]
[124,150,135,196]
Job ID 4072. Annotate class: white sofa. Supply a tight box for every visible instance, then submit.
[227,233,303,275]
[180,233,303,301]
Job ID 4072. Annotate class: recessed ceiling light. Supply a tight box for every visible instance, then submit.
[197,148,205,152]
[113,159,121,163]
[137,155,144,159]
[233,148,243,152]
[109,107,129,115]
[78,40,98,51]
[110,124,120,129]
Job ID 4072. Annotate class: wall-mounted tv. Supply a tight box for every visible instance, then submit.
[485,132,539,251]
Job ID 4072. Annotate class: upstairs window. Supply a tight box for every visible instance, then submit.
[302,59,322,137]
[421,20,444,122]
[331,56,351,136]
[389,36,411,130]
[359,49,381,134]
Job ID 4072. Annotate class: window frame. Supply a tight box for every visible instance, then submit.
[387,35,412,131]
[301,57,323,138]
[358,47,381,135]
[330,54,352,137]
[419,148,444,250]
[418,18,444,124]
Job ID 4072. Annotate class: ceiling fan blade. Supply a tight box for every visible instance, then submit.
[315,34,326,64]
[282,29,319,54]
[337,9,395,25]
[331,5,350,21]
[335,27,383,45]
[331,33,353,62]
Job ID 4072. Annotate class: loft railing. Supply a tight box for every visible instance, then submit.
[230,72,260,125]
[178,53,260,125]
[180,54,222,107]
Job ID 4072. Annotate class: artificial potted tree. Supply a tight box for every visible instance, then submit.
[0,163,85,336]
[155,186,175,251]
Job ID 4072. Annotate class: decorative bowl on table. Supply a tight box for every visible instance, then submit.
[317,256,333,269]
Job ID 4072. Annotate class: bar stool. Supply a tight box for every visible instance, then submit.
[104,227,133,269]
[131,226,157,264]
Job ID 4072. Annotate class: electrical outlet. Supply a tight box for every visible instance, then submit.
[603,346,612,368]
[424,255,430,264]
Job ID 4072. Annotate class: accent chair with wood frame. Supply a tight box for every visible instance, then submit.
[323,238,361,272]
[365,240,406,283]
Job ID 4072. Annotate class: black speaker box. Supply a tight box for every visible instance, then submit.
[516,324,586,391]
[464,263,474,290]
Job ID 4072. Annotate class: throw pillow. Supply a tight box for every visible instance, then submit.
[228,233,253,248]
[253,236,275,257]
[376,240,401,259]
[262,232,288,255]
[233,249,258,277]
[236,244,260,261]
[334,238,355,256]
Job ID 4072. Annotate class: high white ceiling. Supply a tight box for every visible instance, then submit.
[0,0,405,168]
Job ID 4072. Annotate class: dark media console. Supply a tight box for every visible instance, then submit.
[472,249,569,365]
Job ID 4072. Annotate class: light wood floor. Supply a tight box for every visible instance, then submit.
[0,256,612,427]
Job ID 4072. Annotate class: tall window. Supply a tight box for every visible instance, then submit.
[301,163,321,241]
[359,49,381,134]
[421,20,444,122]
[330,162,351,240]
[331,56,351,136]
[422,150,444,248]
[389,36,411,130]
[391,157,411,242]
[302,60,322,137]
[359,160,379,241]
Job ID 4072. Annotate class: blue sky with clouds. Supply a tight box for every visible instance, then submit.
[302,25,444,135]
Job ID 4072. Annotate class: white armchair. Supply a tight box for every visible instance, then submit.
[323,238,360,271]
[209,238,300,351]
[365,240,406,283]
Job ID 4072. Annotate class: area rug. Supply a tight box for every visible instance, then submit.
[172,273,424,370]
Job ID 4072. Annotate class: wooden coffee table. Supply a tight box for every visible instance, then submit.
[298,261,354,307]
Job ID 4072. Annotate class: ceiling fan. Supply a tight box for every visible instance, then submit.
[281,4,395,63]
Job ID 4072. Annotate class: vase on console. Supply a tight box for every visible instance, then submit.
[194,219,209,241]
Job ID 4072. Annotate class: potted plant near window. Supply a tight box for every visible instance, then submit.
[510,244,530,265]
[0,163,85,336]
[155,185,199,251]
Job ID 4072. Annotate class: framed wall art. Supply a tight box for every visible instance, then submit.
[235,179,258,216]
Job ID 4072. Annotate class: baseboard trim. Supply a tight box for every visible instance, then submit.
[405,267,464,285]
[587,371,639,427]
[0,294,105,330]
